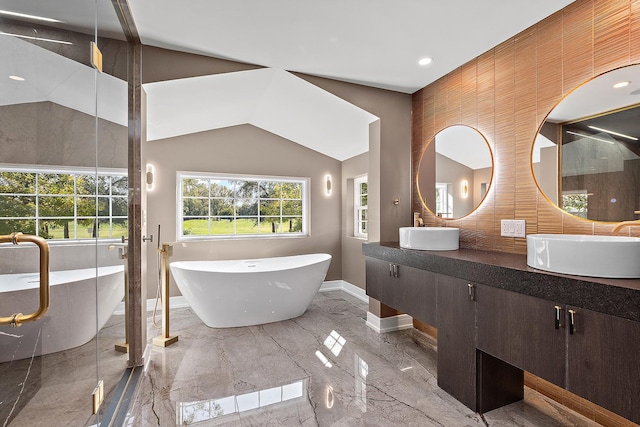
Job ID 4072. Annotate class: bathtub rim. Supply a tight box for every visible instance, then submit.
[170,253,332,274]
[0,265,124,293]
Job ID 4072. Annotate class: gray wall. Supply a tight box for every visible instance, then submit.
[435,153,474,218]
[0,243,122,274]
[535,146,559,204]
[142,46,261,84]
[0,101,127,271]
[294,74,413,244]
[144,124,342,294]
[294,74,412,316]
[342,152,368,289]
[473,167,492,207]
[0,102,127,168]
[142,47,413,297]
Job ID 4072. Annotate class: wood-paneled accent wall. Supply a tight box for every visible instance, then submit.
[412,0,640,254]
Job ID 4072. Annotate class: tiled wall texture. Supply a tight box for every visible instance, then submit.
[412,0,640,254]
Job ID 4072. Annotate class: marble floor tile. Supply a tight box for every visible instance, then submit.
[126,291,599,427]
[1,314,129,427]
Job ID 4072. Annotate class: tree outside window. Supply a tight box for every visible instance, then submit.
[354,175,367,238]
[179,173,308,239]
[562,192,588,218]
[0,168,128,240]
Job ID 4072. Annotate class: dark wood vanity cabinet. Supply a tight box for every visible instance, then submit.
[475,287,640,423]
[437,277,524,413]
[566,307,640,423]
[475,284,566,387]
[365,258,437,326]
[363,246,640,423]
[435,275,477,410]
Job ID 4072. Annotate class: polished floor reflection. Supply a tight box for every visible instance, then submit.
[127,291,598,426]
[0,313,127,427]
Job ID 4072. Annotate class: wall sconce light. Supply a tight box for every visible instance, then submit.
[146,164,155,191]
[325,174,332,196]
[461,180,469,198]
[326,385,334,409]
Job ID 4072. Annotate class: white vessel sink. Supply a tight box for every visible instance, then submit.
[526,234,640,278]
[399,227,459,251]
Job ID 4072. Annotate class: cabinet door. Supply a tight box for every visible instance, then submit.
[436,275,477,410]
[365,257,391,303]
[567,307,640,424]
[365,258,437,325]
[394,263,437,326]
[476,284,565,387]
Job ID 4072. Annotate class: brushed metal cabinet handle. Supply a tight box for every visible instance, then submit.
[568,309,576,335]
[554,305,563,330]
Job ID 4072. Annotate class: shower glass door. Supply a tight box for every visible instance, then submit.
[0,2,129,425]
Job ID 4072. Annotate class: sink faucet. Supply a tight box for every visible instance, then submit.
[612,220,640,233]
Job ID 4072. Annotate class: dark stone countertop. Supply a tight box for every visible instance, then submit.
[363,242,640,323]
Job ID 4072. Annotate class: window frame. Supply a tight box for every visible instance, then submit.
[435,182,453,218]
[354,174,368,239]
[177,172,310,240]
[0,164,128,242]
[561,190,589,219]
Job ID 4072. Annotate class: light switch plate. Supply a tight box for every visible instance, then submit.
[501,220,510,236]
[501,219,526,237]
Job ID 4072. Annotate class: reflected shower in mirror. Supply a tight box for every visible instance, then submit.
[418,125,493,219]
[533,64,640,222]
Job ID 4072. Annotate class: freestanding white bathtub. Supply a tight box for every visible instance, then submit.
[0,265,124,363]
[170,253,332,328]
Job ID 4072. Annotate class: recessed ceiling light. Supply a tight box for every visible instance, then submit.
[418,57,434,66]
[613,81,631,89]
[0,9,62,23]
[9,75,25,81]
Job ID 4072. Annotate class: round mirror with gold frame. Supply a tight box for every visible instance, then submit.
[418,125,493,219]
[532,63,640,222]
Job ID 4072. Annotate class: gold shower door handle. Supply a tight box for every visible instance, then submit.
[0,232,50,327]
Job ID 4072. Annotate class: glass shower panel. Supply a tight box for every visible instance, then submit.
[0,2,128,425]
[95,0,130,424]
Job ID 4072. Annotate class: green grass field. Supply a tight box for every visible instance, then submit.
[45,222,128,239]
[183,218,301,235]
[41,218,299,239]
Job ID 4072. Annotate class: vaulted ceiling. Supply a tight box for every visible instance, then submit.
[2,1,579,160]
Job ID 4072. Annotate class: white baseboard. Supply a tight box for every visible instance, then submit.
[320,280,368,303]
[365,311,413,334]
[115,282,366,316]
[125,283,411,335]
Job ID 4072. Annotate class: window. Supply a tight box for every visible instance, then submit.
[435,182,453,218]
[178,173,308,239]
[0,166,128,240]
[562,191,588,218]
[354,175,368,238]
